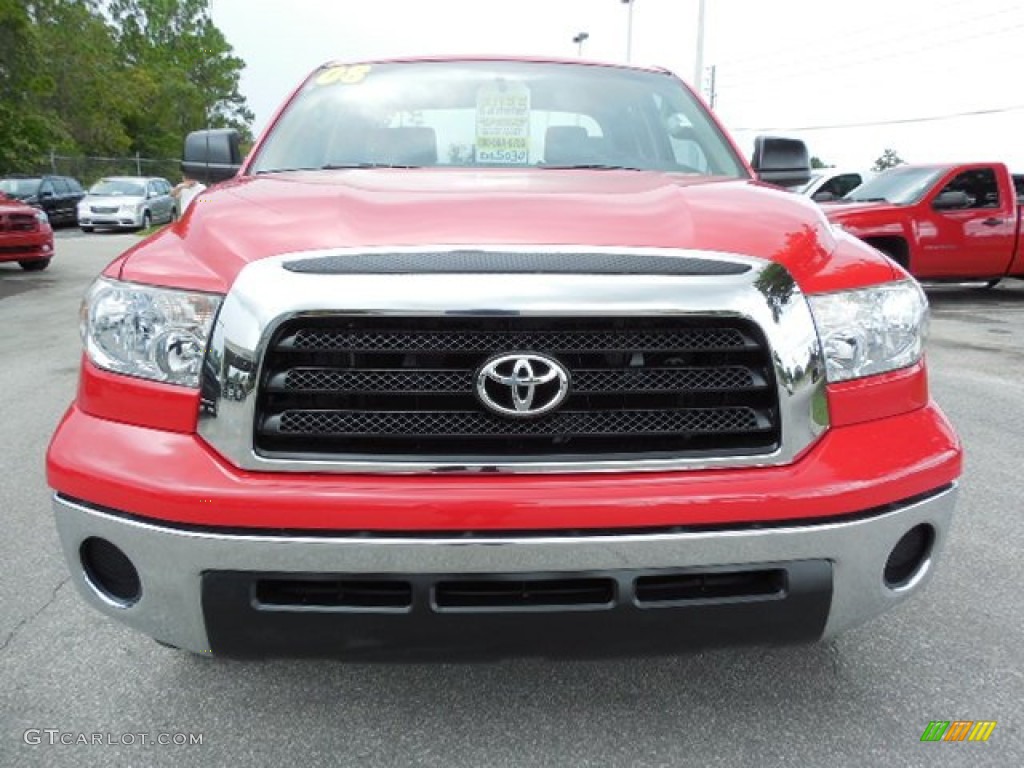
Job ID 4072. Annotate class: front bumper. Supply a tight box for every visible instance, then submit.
[54,485,957,657]
[0,233,53,263]
[78,211,141,228]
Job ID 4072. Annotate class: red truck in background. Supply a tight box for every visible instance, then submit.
[0,192,54,271]
[823,163,1024,285]
[46,57,961,658]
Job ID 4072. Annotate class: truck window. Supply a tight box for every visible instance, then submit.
[821,174,862,199]
[937,168,1000,209]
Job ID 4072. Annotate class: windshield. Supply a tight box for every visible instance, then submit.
[250,60,748,177]
[0,178,41,197]
[844,166,944,205]
[89,179,145,197]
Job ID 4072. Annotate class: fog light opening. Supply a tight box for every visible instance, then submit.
[884,524,935,589]
[80,537,141,606]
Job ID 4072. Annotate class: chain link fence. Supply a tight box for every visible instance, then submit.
[24,153,182,186]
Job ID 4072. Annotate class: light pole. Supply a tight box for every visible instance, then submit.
[573,31,590,57]
[693,0,706,91]
[621,0,634,63]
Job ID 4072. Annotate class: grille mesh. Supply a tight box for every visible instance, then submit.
[277,408,763,436]
[288,328,748,353]
[255,316,779,460]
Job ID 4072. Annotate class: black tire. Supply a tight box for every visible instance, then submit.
[80,226,94,233]
[141,211,152,230]
[19,258,51,271]
[980,278,1002,289]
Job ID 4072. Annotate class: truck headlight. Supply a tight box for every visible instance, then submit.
[34,210,49,224]
[80,278,222,388]
[807,280,928,383]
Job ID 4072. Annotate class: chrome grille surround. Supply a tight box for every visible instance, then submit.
[197,245,828,474]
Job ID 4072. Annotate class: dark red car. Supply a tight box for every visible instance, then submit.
[0,192,54,271]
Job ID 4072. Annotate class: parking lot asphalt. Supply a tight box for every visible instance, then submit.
[1,231,1021,767]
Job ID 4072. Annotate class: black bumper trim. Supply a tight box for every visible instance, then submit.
[202,560,832,659]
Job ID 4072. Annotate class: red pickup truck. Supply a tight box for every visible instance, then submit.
[824,162,1024,285]
[46,57,961,658]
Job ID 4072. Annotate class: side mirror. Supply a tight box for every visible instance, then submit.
[812,190,835,202]
[182,129,242,184]
[40,190,55,199]
[751,136,811,188]
[932,190,970,210]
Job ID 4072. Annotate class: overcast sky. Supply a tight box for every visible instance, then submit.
[209,0,1024,170]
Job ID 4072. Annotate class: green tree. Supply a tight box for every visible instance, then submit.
[809,156,830,169]
[872,148,905,172]
[106,0,253,158]
[0,0,59,171]
[27,0,134,156]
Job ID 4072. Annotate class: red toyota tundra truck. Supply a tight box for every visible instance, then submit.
[47,57,961,658]
[823,162,1024,285]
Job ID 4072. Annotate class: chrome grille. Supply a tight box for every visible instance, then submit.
[0,213,38,232]
[254,316,779,459]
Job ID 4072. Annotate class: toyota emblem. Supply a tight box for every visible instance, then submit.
[476,352,570,418]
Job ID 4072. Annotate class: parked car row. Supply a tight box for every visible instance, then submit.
[0,174,178,232]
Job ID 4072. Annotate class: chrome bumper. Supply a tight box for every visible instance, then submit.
[53,485,957,655]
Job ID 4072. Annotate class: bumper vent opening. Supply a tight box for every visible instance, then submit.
[634,569,787,605]
[434,577,616,610]
[255,578,413,609]
[80,537,141,605]
[884,524,935,588]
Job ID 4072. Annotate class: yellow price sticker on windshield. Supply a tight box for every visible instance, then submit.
[315,64,372,86]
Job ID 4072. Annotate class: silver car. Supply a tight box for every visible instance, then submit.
[77,176,177,232]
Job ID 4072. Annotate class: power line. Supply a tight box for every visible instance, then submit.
[732,104,1024,133]
[716,19,1024,86]
[712,0,1013,72]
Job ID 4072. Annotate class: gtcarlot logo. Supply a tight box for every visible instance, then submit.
[920,721,997,742]
[23,730,204,746]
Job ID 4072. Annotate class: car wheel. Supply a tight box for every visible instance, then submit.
[19,258,51,271]
[141,211,152,230]
[80,226,94,233]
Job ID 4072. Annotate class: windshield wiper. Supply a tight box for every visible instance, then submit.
[321,163,423,170]
[254,163,424,174]
[539,163,645,171]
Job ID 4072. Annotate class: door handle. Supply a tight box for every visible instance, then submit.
[981,217,1004,226]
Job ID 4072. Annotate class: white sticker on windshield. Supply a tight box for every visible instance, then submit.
[475,81,530,165]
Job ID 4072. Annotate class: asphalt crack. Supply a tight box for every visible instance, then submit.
[0,575,71,653]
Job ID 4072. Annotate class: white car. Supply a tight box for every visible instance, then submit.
[795,168,875,202]
[77,176,177,232]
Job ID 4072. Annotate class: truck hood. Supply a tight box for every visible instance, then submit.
[117,168,896,293]
[0,198,36,214]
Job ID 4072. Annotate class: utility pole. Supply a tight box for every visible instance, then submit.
[708,64,717,108]
[693,0,706,89]
[621,0,634,63]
